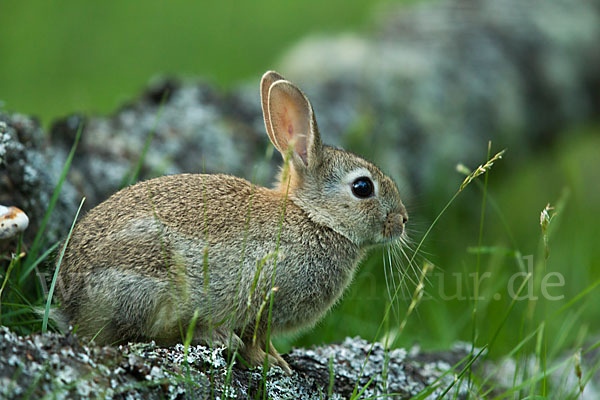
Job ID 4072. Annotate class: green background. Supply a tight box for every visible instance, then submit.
[1,0,399,125]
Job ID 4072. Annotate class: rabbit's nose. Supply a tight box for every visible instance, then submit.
[383,211,406,239]
[396,204,408,226]
[400,209,408,225]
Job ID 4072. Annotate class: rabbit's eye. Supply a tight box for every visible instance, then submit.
[351,177,374,198]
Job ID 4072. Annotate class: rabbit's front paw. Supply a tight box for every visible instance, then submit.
[193,326,243,351]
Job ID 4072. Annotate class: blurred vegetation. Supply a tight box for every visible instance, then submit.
[2,0,600,395]
[0,0,402,125]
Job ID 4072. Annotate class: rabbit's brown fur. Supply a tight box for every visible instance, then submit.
[55,71,407,374]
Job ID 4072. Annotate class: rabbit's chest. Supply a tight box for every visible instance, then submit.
[268,238,361,330]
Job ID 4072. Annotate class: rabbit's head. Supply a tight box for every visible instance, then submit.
[261,71,407,248]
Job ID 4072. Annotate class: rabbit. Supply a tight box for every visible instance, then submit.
[54,71,408,375]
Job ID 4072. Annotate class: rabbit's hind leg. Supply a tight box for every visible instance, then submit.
[268,341,292,375]
[70,268,162,345]
[239,336,292,375]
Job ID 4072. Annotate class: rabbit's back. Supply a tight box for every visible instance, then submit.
[59,174,254,278]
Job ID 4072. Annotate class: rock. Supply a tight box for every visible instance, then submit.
[0,115,78,251]
[48,82,274,211]
[0,326,472,399]
[2,326,598,398]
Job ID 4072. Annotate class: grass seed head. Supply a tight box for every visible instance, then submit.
[540,203,557,259]
[459,149,506,192]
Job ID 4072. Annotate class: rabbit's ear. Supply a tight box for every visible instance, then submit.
[261,71,285,149]
[267,80,322,168]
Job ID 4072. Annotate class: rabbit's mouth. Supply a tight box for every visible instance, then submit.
[379,237,405,246]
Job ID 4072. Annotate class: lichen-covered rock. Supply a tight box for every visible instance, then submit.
[3,326,597,398]
[0,326,472,399]
[0,115,78,250]
[48,82,275,211]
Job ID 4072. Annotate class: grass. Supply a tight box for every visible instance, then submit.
[292,127,598,398]
[0,124,83,334]
[120,89,170,189]
[348,147,506,398]
[24,124,82,266]
[41,197,85,333]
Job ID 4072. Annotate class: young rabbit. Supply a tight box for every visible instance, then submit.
[55,71,408,374]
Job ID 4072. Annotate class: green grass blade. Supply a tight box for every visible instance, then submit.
[262,152,293,397]
[410,351,480,400]
[0,251,27,324]
[480,325,543,391]
[491,357,568,400]
[436,346,487,399]
[18,241,60,286]
[553,277,600,317]
[120,90,169,188]
[352,374,376,400]
[328,354,335,397]
[487,273,532,352]
[25,123,82,266]
[42,197,85,333]
[183,308,200,399]
[467,142,492,398]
